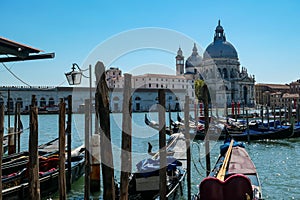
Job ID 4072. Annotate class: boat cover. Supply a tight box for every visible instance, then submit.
[228,147,257,175]
[220,139,245,155]
[199,174,253,200]
[136,156,182,178]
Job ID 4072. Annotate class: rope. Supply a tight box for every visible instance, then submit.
[1,62,67,89]
[192,142,211,174]
[191,142,206,178]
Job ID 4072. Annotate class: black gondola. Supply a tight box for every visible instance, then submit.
[193,138,263,200]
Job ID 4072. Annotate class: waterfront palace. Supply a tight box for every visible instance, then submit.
[1,21,298,113]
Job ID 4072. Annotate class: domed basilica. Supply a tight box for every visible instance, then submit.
[176,20,255,107]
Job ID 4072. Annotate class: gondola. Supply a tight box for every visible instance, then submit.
[193,138,263,200]
[144,114,176,135]
[2,149,85,199]
[193,122,294,141]
[128,133,187,200]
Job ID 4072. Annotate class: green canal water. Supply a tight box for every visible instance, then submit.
[6,112,300,199]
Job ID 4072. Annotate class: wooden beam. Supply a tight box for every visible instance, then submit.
[0,53,55,62]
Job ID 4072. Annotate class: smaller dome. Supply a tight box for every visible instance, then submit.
[185,43,202,68]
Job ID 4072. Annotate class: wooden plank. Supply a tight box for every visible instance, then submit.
[28,95,40,200]
[58,99,66,200]
[158,89,167,200]
[0,53,55,63]
[120,73,132,200]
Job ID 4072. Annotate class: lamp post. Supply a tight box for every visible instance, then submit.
[65,63,92,197]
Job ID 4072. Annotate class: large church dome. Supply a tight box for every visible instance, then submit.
[203,20,238,60]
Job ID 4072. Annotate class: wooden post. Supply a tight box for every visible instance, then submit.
[158,89,167,200]
[0,104,4,200]
[203,85,211,176]
[7,89,10,128]
[168,103,172,133]
[84,99,91,199]
[66,95,72,191]
[297,103,300,125]
[8,127,15,155]
[246,110,250,143]
[267,106,270,129]
[273,106,276,128]
[235,102,237,122]
[288,105,292,123]
[29,95,40,200]
[279,106,282,127]
[194,99,198,131]
[261,105,264,124]
[90,71,101,192]
[95,61,115,200]
[58,99,67,200]
[284,105,287,122]
[120,73,132,200]
[13,102,17,154]
[17,103,21,153]
[184,96,191,200]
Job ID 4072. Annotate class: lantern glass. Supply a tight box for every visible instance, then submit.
[65,71,82,85]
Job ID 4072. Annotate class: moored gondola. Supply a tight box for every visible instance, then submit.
[128,133,187,200]
[193,138,262,200]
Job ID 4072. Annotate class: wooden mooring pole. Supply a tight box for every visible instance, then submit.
[158,89,167,200]
[95,61,115,200]
[29,95,40,200]
[184,96,191,200]
[91,65,100,192]
[0,104,4,200]
[203,85,211,176]
[84,99,91,199]
[66,95,72,191]
[246,110,250,143]
[120,73,132,200]
[17,103,21,153]
[58,99,67,200]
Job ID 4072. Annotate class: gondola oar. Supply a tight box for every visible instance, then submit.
[216,139,234,181]
[150,133,181,159]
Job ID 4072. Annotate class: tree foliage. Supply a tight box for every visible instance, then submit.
[194,79,210,103]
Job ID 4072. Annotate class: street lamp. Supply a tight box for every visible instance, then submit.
[65,63,92,197]
[65,63,83,85]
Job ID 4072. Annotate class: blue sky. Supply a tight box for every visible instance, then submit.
[1,0,300,86]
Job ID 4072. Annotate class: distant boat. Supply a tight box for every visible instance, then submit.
[193,139,263,200]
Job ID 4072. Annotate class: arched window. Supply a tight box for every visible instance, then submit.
[135,96,141,101]
[49,97,55,106]
[40,97,46,107]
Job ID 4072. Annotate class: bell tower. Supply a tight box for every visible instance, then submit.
[176,47,184,75]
